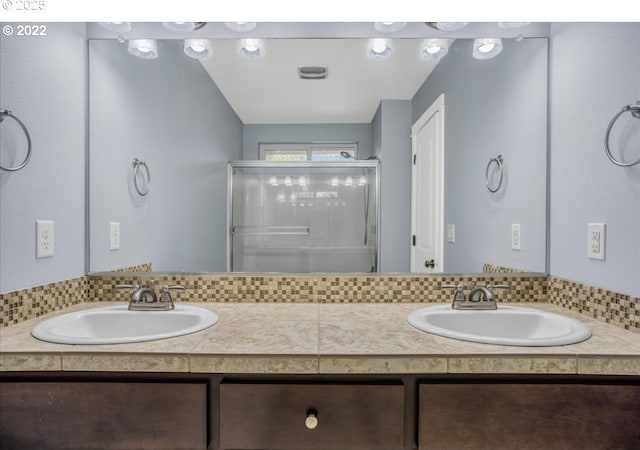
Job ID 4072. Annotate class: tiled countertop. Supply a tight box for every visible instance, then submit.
[1,302,639,375]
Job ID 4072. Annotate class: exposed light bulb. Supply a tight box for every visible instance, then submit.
[99,22,131,33]
[368,38,393,60]
[284,176,293,186]
[330,177,339,187]
[224,22,257,32]
[184,39,212,59]
[374,22,407,33]
[358,176,367,186]
[299,176,306,186]
[420,39,449,60]
[162,22,197,33]
[128,39,158,59]
[269,176,278,186]
[239,38,265,58]
[472,38,503,60]
[345,176,353,186]
[426,22,469,31]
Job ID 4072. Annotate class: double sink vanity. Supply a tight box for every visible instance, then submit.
[1,277,639,449]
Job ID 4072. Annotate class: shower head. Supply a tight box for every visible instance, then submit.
[340,151,354,159]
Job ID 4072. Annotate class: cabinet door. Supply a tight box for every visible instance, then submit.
[418,383,640,450]
[220,382,404,450]
[0,381,207,450]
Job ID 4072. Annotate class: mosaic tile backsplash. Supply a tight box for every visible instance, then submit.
[1,271,638,334]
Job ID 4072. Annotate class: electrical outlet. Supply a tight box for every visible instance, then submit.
[588,223,606,260]
[110,222,120,250]
[36,220,54,258]
[447,224,455,243]
[511,224,521,250]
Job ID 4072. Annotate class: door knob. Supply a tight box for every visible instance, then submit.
[425,259,435,268]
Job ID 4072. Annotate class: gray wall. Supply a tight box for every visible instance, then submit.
[243,123,372,160]
[89,40,243,272]
[549,23,640,297]
[372,100,413,272]
[411,38,548,273]
[0,23,87,293]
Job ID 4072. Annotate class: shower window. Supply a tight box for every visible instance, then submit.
[228,161,378,273]
[261,143,357,161]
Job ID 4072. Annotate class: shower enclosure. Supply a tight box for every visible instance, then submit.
[228,161,379,273]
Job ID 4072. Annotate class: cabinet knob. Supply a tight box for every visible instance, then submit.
[305,410,318,430]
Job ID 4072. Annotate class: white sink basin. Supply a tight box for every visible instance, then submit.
[32,304,218,345]
[408,305,591,346]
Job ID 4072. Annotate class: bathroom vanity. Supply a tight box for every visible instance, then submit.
[1,302,639,450]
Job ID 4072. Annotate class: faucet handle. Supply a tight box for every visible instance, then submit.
[162,285,185,293]
[441,284,466,302]
[116,284,139,291]
[487,284,510,290]
[441,284,464,290]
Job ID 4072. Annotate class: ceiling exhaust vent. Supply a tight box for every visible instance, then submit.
[298,66,328,80]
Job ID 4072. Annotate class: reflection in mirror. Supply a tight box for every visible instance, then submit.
[89,37,547,275]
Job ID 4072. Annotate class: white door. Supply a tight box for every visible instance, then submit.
[411,94,444,273]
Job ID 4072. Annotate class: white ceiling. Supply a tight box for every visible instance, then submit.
[199,39,441,124]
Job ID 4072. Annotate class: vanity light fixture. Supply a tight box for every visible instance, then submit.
[161,22,207,33]
[345,176,354,186]
[420,39,449,60]
[224,22,257,32]
[426,22,469,31]
[128,39,159,59]
[368,38,393,60]
[269,176,278,186]
[298,176,307,187]
[284,176,293,186]
[98,22,131,33]
[239,38,265,58]
[472,38,503,59]
[330,176,339,187]
[358,176,367,186]
[184,39,212,59]
[374,22,407,33]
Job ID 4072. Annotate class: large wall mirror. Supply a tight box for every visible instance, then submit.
[89,34,548,275]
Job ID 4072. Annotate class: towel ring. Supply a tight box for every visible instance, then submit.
[485,155,504,193]
[0,109,32,172]
[132,158,150,196]
[604,102,640,167]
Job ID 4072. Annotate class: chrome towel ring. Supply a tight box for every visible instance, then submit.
[0,109,32,172]
[132,158,150,196]
[485,154,504,193]
[604,101,640,167]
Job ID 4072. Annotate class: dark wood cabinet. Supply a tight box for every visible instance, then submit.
[418,381,640,450]
[0,381,207,450]
[219,382,405,450]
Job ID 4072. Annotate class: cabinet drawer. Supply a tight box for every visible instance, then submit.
[220,382,404,450]
[418,382,640,450]
[0,381,207,450]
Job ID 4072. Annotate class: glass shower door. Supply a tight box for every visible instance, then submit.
[229,161,379,273]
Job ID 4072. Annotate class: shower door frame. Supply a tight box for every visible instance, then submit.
[227,160,380,273]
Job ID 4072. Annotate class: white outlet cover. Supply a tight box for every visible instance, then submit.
[588,223,606,261]
[511,224,521,250]
[110,222,120,251]
[36,220,54,258]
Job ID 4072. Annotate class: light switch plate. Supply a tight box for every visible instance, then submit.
[36,220,54,258]
[110,222,120,250]
[511,224,521,250]
[447,224,455,243]
[588,223,606,260]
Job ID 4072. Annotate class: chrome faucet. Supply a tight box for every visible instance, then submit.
[116,283,185,311]
[442,283,509,310]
